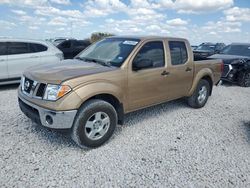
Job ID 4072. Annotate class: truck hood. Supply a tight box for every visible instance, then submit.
[208,54,250,64]
[24,59,117,84]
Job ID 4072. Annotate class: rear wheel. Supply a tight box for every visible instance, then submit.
[187,79,210,108]
[238,71,250,87]
[71,99,117,148]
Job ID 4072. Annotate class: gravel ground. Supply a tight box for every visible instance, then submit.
[0,84,250,187]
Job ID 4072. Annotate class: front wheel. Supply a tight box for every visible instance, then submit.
[187,79,211,108]
[71,99,117,148]
[238,71,250,87]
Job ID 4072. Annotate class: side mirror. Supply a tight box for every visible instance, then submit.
[133,59,153,71]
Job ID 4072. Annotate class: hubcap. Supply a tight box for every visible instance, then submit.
[197,86,208,104]
[85,112,110,140]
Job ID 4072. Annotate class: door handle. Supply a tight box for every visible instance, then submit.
[161,70,170,76]
[186,67,192,72]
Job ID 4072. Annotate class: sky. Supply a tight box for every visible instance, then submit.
[0,0,249,45]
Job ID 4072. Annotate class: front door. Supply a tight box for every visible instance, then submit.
[128,40,169,111]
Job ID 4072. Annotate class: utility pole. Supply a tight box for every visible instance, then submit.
[70,22,73,37]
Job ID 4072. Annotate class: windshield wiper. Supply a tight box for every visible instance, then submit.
[76,57,112,67]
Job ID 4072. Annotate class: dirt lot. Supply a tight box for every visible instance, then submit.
[0,84,250,187]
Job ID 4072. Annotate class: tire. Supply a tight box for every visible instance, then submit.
[187,79,211,108]
[71,99,117,148]
[238,71,250,87]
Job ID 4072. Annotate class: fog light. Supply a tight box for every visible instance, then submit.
[229,73,234,78]
[45,115,53,125]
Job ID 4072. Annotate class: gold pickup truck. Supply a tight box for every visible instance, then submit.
[18,36,223,148]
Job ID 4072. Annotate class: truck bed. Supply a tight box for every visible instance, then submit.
[193,59,222,85]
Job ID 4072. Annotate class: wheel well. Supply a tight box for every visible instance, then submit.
[201,76,213,95]
[87,94,124,125]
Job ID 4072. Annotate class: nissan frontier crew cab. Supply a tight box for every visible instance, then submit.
[18,36,223,148]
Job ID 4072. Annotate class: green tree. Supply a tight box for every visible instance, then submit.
[90,32,115,43]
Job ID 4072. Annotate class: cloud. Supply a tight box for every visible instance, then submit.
[0,20,16,29]
[145,25,161,31]
[224,7,250,22]
[174,0,233,14]
[130,0,163,9]
[202,21,241,33]
[29,26,39,30]
[0,0,71,6]
[48,16,67,26]
[57,27,65,31]
[1,0,249,44]
[167,18,188,26]
[11,9,27,15]
[0,0,48,8]
[50,0,71,5]
[82,0,127,17]
[15,14,47,26]
[35,6,84,18]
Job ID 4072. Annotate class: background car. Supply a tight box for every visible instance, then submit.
[208,43,250,87]
[56,39,91,59]
[193,42,225,60]
[46,37,76,46]
[191,45,198,50]
[0,38,63,85]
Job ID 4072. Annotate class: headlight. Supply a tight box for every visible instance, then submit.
[20,76,25,91]
[43,84,71,101]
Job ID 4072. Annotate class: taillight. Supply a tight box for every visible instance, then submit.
[220,61,224,73]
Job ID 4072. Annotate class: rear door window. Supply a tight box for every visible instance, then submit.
[169,41,188,65]
[29,43,48,53]
[0,42,7,55]
[8,42,30,55]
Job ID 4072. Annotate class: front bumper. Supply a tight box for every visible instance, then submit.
[18,97,77,129]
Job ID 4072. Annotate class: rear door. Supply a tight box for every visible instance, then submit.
[164,40,194,99]
[7,42,41,78]
[0,42,8,80]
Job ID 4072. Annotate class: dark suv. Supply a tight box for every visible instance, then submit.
[208,43,250,87]
[56,39,91,59]
[193,42,225,60]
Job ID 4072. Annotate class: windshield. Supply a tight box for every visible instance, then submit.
[77,38,140,67]
[220,45,250,57]
[196,44,215,51]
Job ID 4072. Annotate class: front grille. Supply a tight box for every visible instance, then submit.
[222,64,231,77]
[36,83,46,98]
[22,77,47,99]
[23,77,34,94]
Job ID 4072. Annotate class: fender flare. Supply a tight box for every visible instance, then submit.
[188,68,214,96]
[73,81,125,109]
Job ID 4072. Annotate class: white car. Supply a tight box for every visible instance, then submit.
[0,38,64,85]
